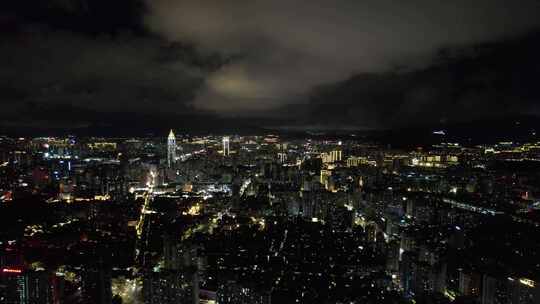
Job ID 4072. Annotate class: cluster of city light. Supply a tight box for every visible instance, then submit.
[24,224,45,237]
[250,217,266,230]
[47,195,111,204]
[112,278,142,304]
[519,278,536,288]
[185,203,202,216]
[2,268,22,274]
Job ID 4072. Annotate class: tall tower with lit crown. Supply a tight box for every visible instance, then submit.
[167,130,176,168]
[222,136,230,157]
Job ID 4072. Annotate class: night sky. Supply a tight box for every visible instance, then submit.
[2,0,540,134]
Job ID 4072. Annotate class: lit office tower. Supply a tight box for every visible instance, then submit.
[142,236,199,304]
[222,136,230,157]
[331,149,342,162]
[277,152,287,163]
[167,130,176,168]
[0,268,27,304]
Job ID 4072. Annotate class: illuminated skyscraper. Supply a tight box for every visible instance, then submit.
[277,152,287,163]
[167,130,176,168]
[330,149,342,162]
[320,149,342,163]
[222,136,230,157]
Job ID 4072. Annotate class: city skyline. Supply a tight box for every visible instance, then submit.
[1,131,540,303]
[2,1,540,304]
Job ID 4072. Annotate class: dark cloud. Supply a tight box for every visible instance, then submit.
[145,0,540,120]
[1,0,236,132]
[303,33,540,128]
[5,0,146,35]
[3,0,540,133]
[0,25,228,127]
